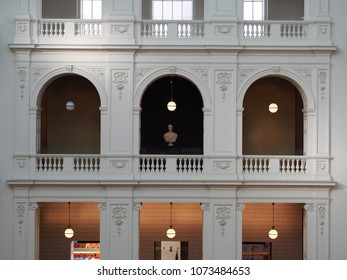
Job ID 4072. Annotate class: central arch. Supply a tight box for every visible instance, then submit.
[140,75,204,154]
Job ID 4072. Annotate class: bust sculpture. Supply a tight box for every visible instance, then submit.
[163,124,178,146]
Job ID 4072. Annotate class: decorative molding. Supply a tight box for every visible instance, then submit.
[200,203,210,212]
[295,69,312,85]
[304,203,315,212]
[318,70,327,102]
[16,203,25,237]
[113,71,128,101]
[216,25,233,36]
[193,69,208,84]
[214,161,233,171]
[111,25,130,34]
[318,24,329,38]
[88,68,105,83]
[318,205,327,237]
[18,68,27,100]
[136,68,151,83]
[32,68,49,83]
[216,206,231,237]
[216,71,232,102]
[132,202,142,211]
[112,206,128,237]
[110,160,129,170]
[98,202,106,211]
[238,69,254,84]
[317,160,328,173]
[28,202,38,211]
[236,204,245,212]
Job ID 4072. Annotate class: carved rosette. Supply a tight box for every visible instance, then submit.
[216,72,232,102]
[216,206,231,237]
[112,206,128,237]
[113,71,129,101]
[318,205,327,237]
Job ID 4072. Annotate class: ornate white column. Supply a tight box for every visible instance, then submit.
[201,203,213,259]
[132,202,142,259]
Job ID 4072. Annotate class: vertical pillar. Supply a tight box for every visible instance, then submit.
[303,203,317,259]
[27,202,39,260]
[98,203,109,259]
[201,203,213,259]
[132,202,142,259]
[213,203,235,259]
[235,204,245,260]
[108,202,132,259]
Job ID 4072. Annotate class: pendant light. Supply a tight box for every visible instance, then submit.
[167,76,176,111]
[64,202,74,238]
[66,76,75,111]
[268,203,278,239]
[166,202,176,238]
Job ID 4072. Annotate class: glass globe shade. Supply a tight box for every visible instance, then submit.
[64,227,74,238]
[66,100,75,111]
[268,228,278,239]
[167,101,176,111]
[166,227,176,239]
[269,103,278,113]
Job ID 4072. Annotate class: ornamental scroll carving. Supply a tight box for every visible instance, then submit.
[18,68,27,100]
[216,72,232,102]
[318,70,327,101]
[318,205,327,237]
[112,206,128,237]
[216,206,231,237]
[113,71,128,101]
[17,203,25,237]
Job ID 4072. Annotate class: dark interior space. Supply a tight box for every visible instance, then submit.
[140,76,203,154]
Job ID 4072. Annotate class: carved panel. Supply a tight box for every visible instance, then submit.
[112,206,128,237]
[215,206,231,237]
[16,203,26,237]
[318,205,327,237]
[113,71,129,101]
[318,70,327,102]
[216,71,232,102]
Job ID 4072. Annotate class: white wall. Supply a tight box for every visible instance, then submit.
[328,0,347,260]
[0,0,17,260]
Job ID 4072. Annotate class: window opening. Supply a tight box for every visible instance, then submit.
[81,0,102,19]
[243,0,266,20]
[153,0,193,20]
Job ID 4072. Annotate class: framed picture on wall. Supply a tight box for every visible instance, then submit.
[242,242,271,260]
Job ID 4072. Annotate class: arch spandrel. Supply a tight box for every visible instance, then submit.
[237,68,316,111]
[30,67,108,109]
[134,68,211,110]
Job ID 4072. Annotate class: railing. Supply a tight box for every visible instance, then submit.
[13,154,331,182]
[243,21,308,39]
[18,19,330,47]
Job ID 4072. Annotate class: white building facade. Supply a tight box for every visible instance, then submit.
[1,0,347,260]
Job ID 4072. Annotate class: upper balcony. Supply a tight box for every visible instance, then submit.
[13,18,333,49]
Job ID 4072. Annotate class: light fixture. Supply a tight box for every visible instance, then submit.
[66,76,75,111]
[64,202,74,238]
[167,76,177,111]
[268,203,278,239]
[269,103,278,113]
[166,202,176,238]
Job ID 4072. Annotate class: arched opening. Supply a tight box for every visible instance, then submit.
[140,76,203,154]
[242,76,303,155]
[40,75,101,154]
